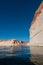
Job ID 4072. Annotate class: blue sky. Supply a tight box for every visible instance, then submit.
[0,0,42,41]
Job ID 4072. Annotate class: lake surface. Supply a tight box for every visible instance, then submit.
[0,46,35,65]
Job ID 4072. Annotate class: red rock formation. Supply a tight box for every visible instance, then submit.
[32,1,43,25]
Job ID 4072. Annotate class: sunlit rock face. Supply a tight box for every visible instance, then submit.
[0,39,29,47]
[30,2,43,46]
[0,39,24,47]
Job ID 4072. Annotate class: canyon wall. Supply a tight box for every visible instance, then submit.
[30,2,43,46]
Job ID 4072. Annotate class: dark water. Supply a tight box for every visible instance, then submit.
[0,46,35,65]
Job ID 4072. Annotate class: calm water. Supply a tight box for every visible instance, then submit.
[0,46,34,65]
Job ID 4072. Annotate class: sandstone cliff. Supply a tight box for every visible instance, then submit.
[30,1,43,46]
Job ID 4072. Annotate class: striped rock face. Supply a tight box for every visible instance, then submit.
[0,39,23,47]
[30,2,43,46]
[0,39,30,47]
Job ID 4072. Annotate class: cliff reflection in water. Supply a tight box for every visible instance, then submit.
[0,46,35,65]
[0,46,30,58]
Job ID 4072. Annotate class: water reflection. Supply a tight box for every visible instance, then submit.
[0,46,35,65]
